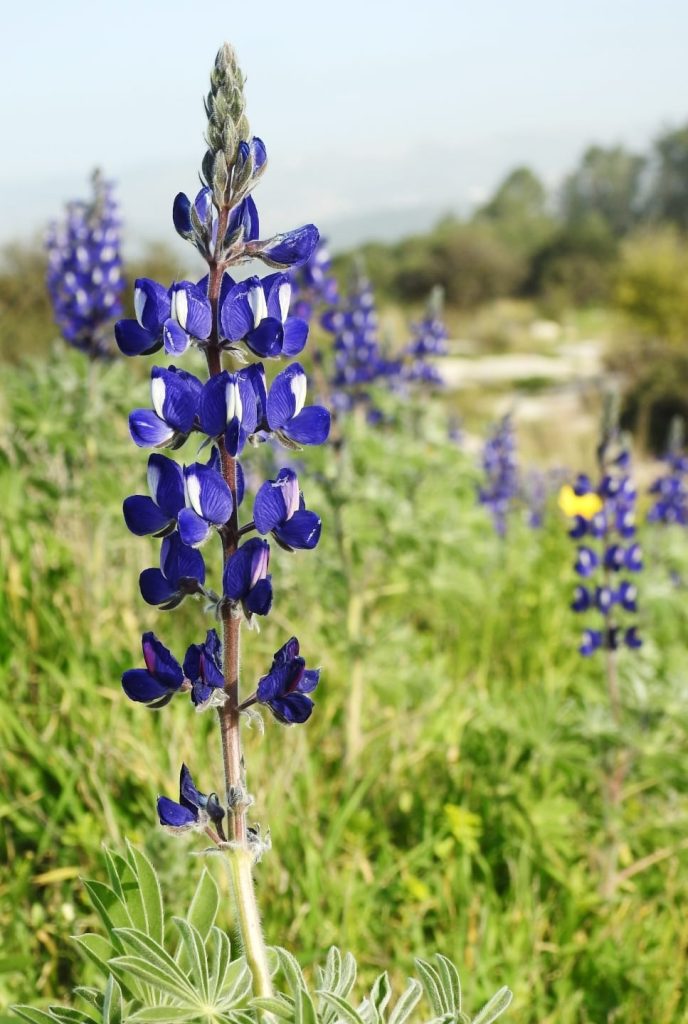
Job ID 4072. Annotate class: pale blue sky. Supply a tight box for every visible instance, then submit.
[2,0,687,254]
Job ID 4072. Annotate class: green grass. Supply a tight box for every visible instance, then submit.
[1,353,688,1023]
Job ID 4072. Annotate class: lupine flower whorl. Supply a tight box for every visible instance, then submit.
[648,417,688,526]
[478,414,519,536]
[563,418,642,656]
[45,169,123,359]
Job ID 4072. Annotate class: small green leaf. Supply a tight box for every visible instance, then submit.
[295,985,318,1024]
[317,992,366,1024]
[415,959,447,1017]
[251,996,295,1021]
[127,1010,200,1023]
[185,869,219,940]
[435,956,461,1016]
[471,987,513,1024]
[388,980,422,1024]
[108,955,194,1002]
[173,918,209,1001]
[101,975,123,1024]
[11,1009,55,1024]
[274,947,307,995]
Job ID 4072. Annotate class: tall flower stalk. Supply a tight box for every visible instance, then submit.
[117,44,329,995]
[562,397,642,894]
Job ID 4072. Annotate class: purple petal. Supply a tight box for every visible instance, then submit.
[122,668,172,703]
[200,373,229,438]
[275,509,321,549]
[139,568,176,606]
[173,192,193,237]
[298,668,320,694]
[129,410,174,449]
[178,507,211,547]
[123,495,173,536]
[282,317,308,356]
[115,319,160,357]
[162,319,191,356]
[254,479,289,534]
[184,463,233,526]
[134,279,170,333]
[157,796,197,827]
[245,318,283,358]
[148,454,185,517]
[285,406,331,446]
[246,577,273,616]
[260,225,319,269]
[267,364,304,429]
[269,693,314,724]
[219,279,256,341]
[171,282,212,339]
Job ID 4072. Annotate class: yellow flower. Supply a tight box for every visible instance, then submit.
[558,484,603,520]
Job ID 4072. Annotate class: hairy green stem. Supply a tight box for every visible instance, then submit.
[227,849,273,998]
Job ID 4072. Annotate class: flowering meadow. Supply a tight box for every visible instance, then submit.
[2,40,688,1024]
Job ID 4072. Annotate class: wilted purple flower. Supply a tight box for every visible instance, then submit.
[240,636,320,724]
[45,169,123,359]
[157,764,225,831]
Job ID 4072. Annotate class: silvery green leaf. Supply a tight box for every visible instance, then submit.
[435,956,461,1016]
[414,960,446,1016]
[470,987,513,1024]
[173,918,210,1002]
[387,980,422,1024]
[251,996,295,1021]
[73,933,115,978]
[295,985,318,1024]
[108,953,195,1002]
[101,849,127,902]
[370,972,392,1018]
[71,988,100,1009]
[317,992,366,1024]
[46,1009,98,1024]
[126,843,164,944]
[101,976,122,1024]
[127,1009,200,1023]
[274,946,307,994]
[81,881,127,950]
[11,1009,55,1024]
[177,868,219,966]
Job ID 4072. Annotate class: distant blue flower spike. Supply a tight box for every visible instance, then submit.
[45,170,124,359]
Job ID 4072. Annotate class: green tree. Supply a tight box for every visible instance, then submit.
[475,166,555,254]
[647,124,688,229]
[561,145,645,237]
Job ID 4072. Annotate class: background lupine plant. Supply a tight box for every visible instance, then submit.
[288,236,339,323]
[114,42,330,999]
[45,169,124,359]
[401,286,449,387]
[321,264,400,421]
[565,436,642,660]
[477,414,519,536]
[648,415,688,526]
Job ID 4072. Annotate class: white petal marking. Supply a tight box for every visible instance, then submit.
[151,376,166,420]
[290,372,307,415]
[134,287,146,325]
[147,461,161,502]
[278,282,291,322]
[186,473,203,516]
[248,284,267,328]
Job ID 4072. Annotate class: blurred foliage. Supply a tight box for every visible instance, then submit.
[1,357,688,1024]
[0,241,183,363]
